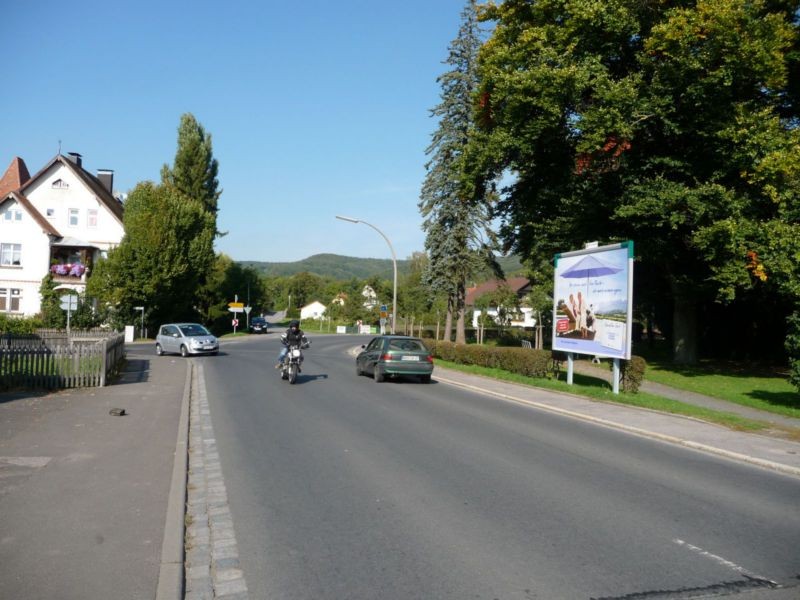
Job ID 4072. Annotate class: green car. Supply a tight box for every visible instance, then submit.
[356,335,434,383]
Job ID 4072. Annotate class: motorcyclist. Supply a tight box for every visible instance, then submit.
[275,320,310,369]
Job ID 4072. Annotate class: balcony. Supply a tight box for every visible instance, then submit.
[50,262,88,284]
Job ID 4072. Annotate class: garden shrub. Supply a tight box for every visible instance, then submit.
[424,339,553,379]
[786,311,800,392]
[619,355,647,393]
[0,315,44,335]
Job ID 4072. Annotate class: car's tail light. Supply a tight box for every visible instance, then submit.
[381,353,392,361]
[426,355,434,363]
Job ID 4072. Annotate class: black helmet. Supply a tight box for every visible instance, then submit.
[289,320,300,329]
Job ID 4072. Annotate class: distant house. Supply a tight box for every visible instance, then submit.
[300,300,327,320]
[465,276,535,328]
[329,286,379,310]
[361,285,377,309]
[0,153,124,316]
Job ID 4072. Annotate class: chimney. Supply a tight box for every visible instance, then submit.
[97,169,114,194]
[66,152,83,168]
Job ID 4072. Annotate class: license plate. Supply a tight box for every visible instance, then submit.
[203,346,215,350]
[401,355,420,361]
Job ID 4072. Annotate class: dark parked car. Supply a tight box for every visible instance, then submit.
[156,323,219,357]
[249,317,269,334]
[356,335,434,383]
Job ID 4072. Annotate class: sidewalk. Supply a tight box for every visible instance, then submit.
[0,345,189,600]
[570,358,800,431]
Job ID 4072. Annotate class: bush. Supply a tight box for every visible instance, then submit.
[424,339,554,379]
[0,314,45,335]
[786,311,800,392]
[619,355,647,393]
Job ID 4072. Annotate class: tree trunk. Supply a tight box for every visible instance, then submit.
[671,283,698,364]
[455,282,467,345]
[444,295,454,342]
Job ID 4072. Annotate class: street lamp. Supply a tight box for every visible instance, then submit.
[336,215,397,334]
[134,306,145,339]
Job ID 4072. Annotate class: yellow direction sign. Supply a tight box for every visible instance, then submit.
[228,302,244,308]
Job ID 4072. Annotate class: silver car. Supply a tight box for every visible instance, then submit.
[156,323,219,357]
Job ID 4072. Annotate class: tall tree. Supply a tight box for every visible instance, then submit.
[87,182,215,329]
[472,0,800,363]
[161,113,222,217]
[420,0,498,345]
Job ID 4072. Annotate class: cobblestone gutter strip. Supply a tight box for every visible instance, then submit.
[156,361,191,600]
[185,363,250,600]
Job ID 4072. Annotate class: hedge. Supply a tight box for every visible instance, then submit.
[423,338,646,392]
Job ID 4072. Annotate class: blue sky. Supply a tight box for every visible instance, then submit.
[1,0,472,262]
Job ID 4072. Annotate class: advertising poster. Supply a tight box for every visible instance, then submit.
[552,241,633,360]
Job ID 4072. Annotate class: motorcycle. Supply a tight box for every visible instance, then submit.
[280,342,309,384]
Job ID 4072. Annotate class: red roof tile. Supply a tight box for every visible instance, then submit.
[0,157,31,197]
[465,276,531,306]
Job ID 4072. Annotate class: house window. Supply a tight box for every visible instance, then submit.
[0,243,21,266]
[69,208,79,227]
[3,209,21,221]
[46,208,56,219]
[87,209,98,228]
[0,288,22,312]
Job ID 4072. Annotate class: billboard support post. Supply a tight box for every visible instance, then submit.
[567,353,574,385]
[613,359,620,394]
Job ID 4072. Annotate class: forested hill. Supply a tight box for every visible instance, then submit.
[240,253,524,280]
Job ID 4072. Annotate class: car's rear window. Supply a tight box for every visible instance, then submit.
[180,324,210,336]
[388,339,427,352]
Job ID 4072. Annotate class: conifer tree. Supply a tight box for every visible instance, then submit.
[419,0,497,344]
[161,113,221,217]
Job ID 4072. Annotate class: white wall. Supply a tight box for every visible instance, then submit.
[300,301,327,320]
[24,163,124,250]
[0,198,52,314]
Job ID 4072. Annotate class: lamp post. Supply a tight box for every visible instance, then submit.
[336,215,397,334]
[134,306,144,339]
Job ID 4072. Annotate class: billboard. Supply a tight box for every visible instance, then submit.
[552,241,633,360]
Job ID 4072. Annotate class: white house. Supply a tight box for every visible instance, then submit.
[0,153,125,316]
[300,300,327,320]
[465,277,536,328]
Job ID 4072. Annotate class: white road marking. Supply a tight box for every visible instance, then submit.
[673,538,777,584]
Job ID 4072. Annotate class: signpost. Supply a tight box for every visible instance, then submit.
[228,300,244,333]
[60,294,78,335]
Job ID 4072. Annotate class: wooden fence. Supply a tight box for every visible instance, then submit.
[0,331,125,391]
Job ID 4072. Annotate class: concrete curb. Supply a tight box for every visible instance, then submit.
[156,361,192,600]
[434,373,800,478]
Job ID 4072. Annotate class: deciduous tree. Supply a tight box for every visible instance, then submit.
[472,0,800,363]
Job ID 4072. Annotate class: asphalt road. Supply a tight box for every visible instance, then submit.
[200,334,800,599]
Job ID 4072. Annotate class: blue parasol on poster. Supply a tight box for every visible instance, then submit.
[560,255,623,295]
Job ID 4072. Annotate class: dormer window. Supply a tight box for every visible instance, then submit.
[3,209,22,222]
[52,179,69,189]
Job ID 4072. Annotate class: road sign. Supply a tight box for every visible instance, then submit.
[232,318,239,327]
[59,294,78,311]
[229,301,244,308]
[228,307,244,313]
[244,306,252,315]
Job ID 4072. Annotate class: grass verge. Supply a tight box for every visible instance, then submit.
[435,359,769,433]
[642,361,800,420]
